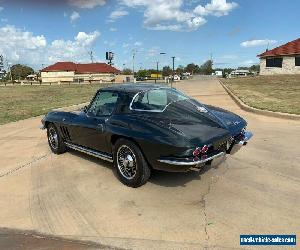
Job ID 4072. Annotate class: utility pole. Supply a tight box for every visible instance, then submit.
[156,61,159,83]
[157,52,166,83]
[132,49,136,82]
[171,56,175,87]
[89,51,94,63]
[0,55,4,82]
[7,62,13,82]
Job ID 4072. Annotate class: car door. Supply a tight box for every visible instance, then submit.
[72,90,119,153]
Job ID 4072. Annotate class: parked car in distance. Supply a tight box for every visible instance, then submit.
[182,72,192,79]
[173,75,180,81]
[136,76,146,81]
[41,84,253,187]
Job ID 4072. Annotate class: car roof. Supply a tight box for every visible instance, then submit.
[100,83,169,94]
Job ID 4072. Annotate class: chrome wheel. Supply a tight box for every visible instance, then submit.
[48,127,59,150]
[117,145,137,180]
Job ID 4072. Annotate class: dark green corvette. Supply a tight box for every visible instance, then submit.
[42,84,253,187]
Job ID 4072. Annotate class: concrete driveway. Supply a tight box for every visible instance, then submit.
[0,76,299,249]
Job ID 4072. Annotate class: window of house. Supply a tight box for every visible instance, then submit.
[266,58,283,68]
[295,57,300,66]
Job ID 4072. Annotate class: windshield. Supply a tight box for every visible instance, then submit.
[130,88,189,112]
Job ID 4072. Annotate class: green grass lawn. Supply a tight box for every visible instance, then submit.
[222,75,300,115]
[0,84,111,125]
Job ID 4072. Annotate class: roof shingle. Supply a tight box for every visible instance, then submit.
[42,62,120,74]
[258,38,300,58]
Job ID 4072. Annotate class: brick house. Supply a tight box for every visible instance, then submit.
[258,38,300,75]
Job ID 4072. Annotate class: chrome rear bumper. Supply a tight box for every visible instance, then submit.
[158,151,225,166]
[157,131,253,167]
[229,131,253,155]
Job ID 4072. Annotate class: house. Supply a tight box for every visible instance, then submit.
[41,62,121,83]
[115,74,134,83]
[229,69,250,78]
[213,70,223,77]
[258,38,300,75]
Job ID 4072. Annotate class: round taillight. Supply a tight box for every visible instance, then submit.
[193,147,201,156]
[201,145,209,154]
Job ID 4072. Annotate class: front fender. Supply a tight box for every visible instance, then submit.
[41,111,77,129]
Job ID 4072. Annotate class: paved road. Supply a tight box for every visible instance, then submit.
[0,76,299,249]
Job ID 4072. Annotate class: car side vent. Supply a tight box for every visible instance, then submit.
[60,126,71,141]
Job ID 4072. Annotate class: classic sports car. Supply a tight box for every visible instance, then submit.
[41,84,252,187]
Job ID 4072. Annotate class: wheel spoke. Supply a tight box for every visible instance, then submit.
[48,127,59,150]
[117,145,137,180]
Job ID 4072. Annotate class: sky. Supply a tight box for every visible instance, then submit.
[0,0,299,71]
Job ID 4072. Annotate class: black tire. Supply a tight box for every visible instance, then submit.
[113,139,151,188]
[47,123,67,154]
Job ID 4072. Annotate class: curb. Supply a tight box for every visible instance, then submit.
[218,79,300,121]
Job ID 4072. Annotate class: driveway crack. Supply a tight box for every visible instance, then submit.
[200,161,230,248]
[0,154,49,178]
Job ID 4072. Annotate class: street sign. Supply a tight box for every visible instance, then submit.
[106,52,114,65]
[106,52,114,60]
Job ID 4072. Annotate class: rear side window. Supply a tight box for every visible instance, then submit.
[131,88,188,112]
[142,89,168,107]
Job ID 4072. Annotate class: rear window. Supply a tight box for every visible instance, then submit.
[130,88,188,112]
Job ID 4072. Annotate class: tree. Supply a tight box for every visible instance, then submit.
[214,68,224,72]
[137,69,150,77]
[148,69,159,75]
[185,63,200,74]
[199,60,213,75]
[11,64,34,80]
[122,68,132,75]
[237,66,249,70]
[249,64,260,72]
[176,65,185,75]
[222,68,234,76]
[162,66,172,76]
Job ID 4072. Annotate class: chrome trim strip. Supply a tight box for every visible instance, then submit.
[158,152,225,166]
[65,142,113,163]
[129,87,167,113]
